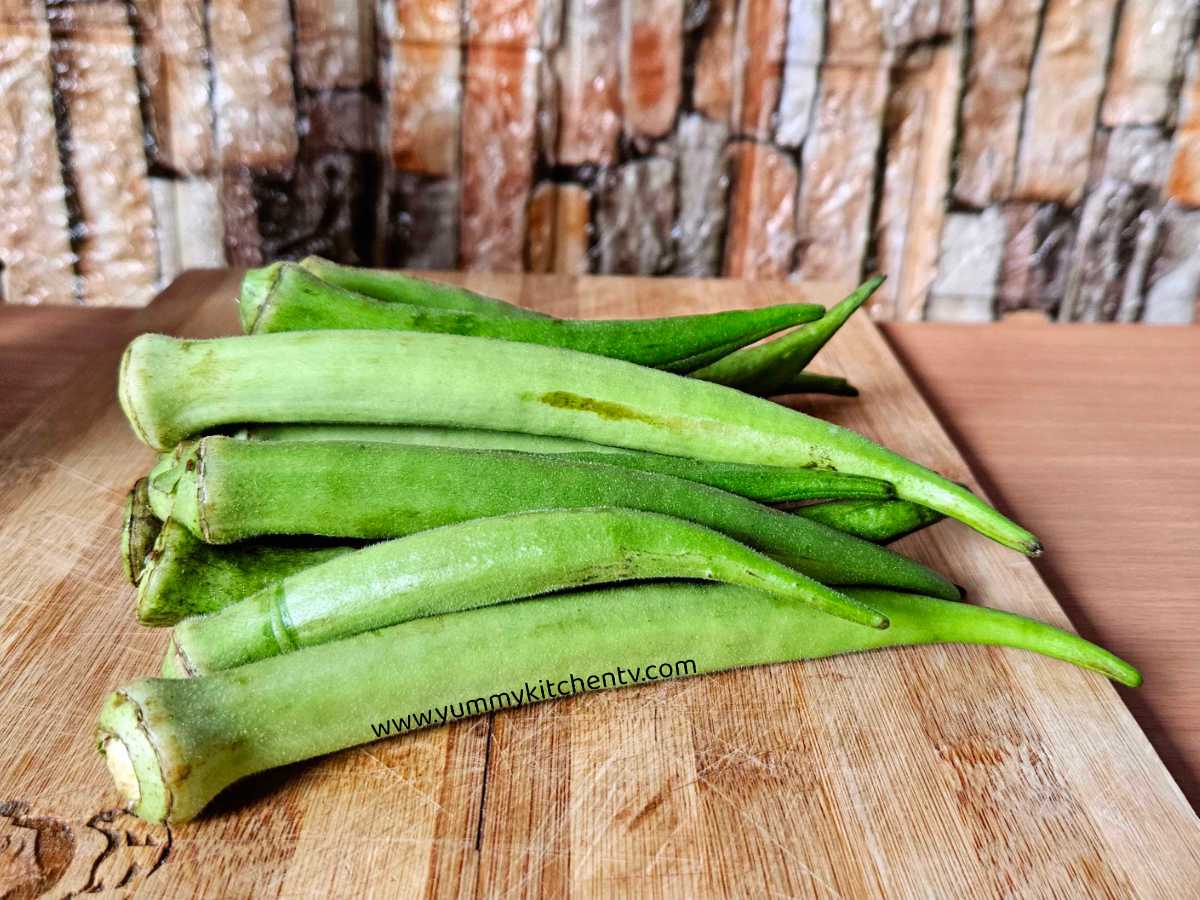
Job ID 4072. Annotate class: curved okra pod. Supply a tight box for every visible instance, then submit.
[132,501,939,627]
[136,519,354,626]
[240,263,825,372]
[167,508,890,677]
[97,583,1140,823]
[119,330,1040,554]
[296,256,551,319]
[240,424,895,503]
[793,499,945,544]
[692,276,883,393]
[148,437,959,600]
[121,478,162,584]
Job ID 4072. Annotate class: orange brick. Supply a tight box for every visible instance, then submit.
[1013,0,1120,205]
[693,0,736,121]
[724,141,798,279]
[208,0,298,170]
[556,0,621,164]
[734,0,787,138]
[795,65,887,282]
[624,0,683,139]
[953,0,1041,206]
[294,0,375,89]
[132,0,215,174]
[387,41,461,177]
[0,20,75,304]
[461,46,539,271]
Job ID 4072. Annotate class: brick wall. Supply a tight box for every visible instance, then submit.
[0,0,1196,321]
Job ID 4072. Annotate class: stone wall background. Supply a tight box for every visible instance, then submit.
[1,0,1197,321]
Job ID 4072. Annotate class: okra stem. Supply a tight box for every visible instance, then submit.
[241,263,825,371]
[118,330,1041,554]
[149,438,960,600]
[97,583,1139,823]
[169,507,890,676]
[121,478,162,584]
[240,424,896,502]
[136,519,354,626]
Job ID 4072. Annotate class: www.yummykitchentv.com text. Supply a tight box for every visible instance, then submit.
[370,659,699,737]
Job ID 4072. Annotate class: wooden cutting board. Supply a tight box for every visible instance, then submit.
[1,271,1197,897]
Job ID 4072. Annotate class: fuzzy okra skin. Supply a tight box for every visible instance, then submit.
[795,499,945,544]
[150,437,959,600]
[97,583,1140,823]
[692,277,883,393]
[136,519,354,626]
[241,263,824,372]
[240,424,895,503]
[297,256,551,319]
[119,331,1040,554]
[168,507,890,677]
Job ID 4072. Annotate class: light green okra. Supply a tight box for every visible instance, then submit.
[118,330,1041,554]
[147,437,960,601]
[167,507,893,675]
[96,583,1140,823]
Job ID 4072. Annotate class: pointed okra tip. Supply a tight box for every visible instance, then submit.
[238,262,284,334]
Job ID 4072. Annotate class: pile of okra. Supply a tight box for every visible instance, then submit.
[97,258,1139,824]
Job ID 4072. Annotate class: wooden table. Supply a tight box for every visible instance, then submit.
[1,272,1197,895]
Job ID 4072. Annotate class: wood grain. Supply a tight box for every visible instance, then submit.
[0,273,1197,896]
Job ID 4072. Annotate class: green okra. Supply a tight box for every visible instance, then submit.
[136,519,354,626]
[792,499,945,544]
[298,256,551,320]
[240,263,824,372]
[692,276,883,393]
[118,331,1041,554]
[121,478,162,584]
[132,501,941,628]
[240,424,895,503]
[97,582,1140,823]
[167,507,892,676]
[148,437,959,601]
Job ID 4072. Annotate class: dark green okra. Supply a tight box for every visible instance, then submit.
[693,276,883,393]
[241,263,825,372]
[97,582,1140,823]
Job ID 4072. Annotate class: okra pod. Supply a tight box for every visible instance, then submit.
[692,277,883,393]
[118,331,1041,554]
[97,582,1140,823]
[136,519,354,626]
[794,499,945,544]
[240,424,895,502]
[168,508,891,676]
[297,256,551,320]
[148,437,959,600]
[133,501,940,627]
[240,263,824,372]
